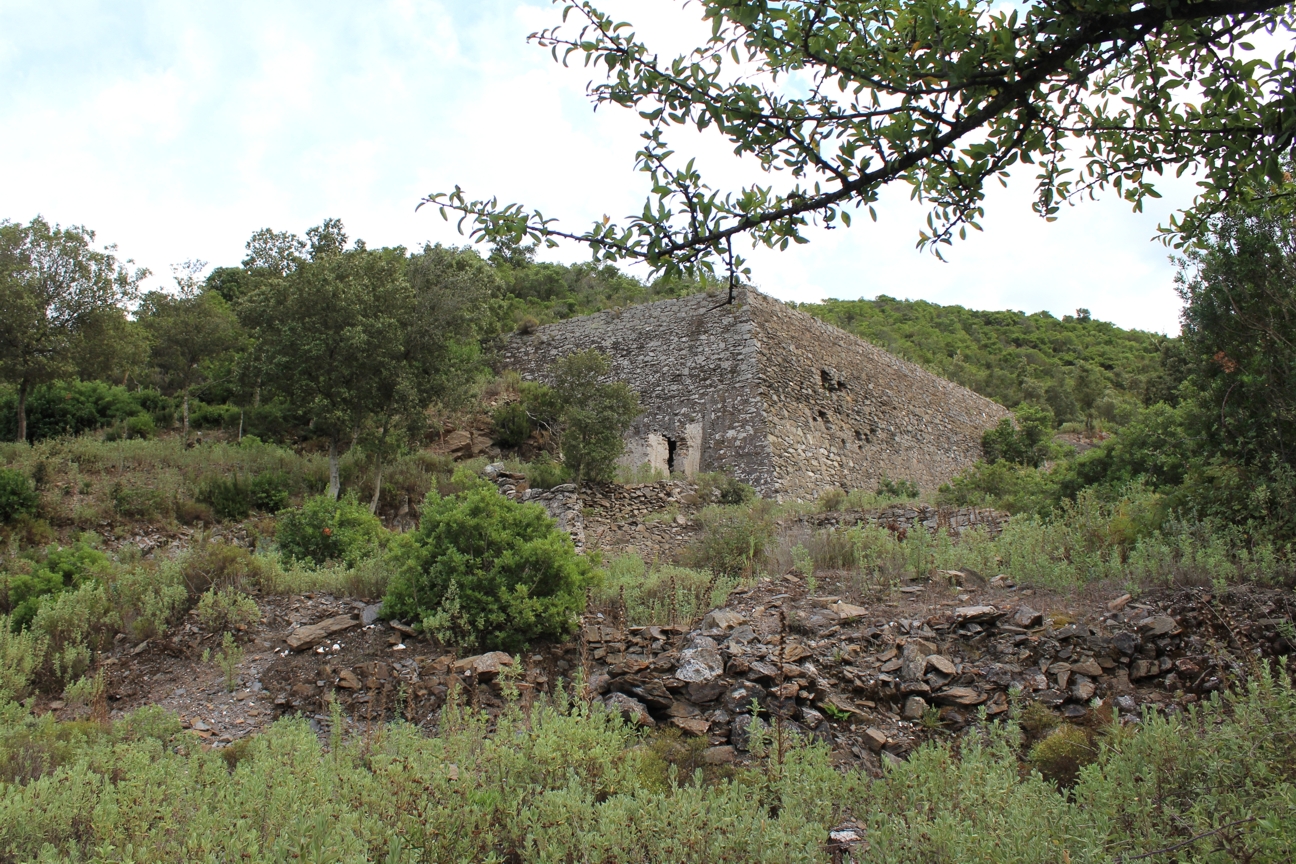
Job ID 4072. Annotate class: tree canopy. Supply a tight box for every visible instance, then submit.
[0,217,144,441]
[426,0,1296,277]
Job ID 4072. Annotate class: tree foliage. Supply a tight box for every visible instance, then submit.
[806,295,1167,424]
[0,217,145,441]
[427,0,1296,276]
[549,350,642,482]
[383,473,596,651]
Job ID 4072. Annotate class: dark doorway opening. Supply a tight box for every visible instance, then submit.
[666,437,678,474]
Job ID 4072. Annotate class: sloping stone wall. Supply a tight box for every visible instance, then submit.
[745,291,1008,499]
[500,288,1006,500]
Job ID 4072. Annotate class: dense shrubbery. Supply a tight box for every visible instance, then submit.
[275,493,384,568]
[597,555,743,626]
[0,381,173,443]
[383,473,595,651]
[686,501,777,578]
[0,469,36,523]
[1,538,112,631]
[490,401,532,448]
[0,666,1293,861]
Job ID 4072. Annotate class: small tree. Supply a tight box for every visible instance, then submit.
[139,261,244,442]
[383,473,596,652]
[0,217,145,441]
[981,404,1056,468]
[242,223,489,500]
[550,350,641,482]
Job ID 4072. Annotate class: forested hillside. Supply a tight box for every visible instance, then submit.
[802,297,1173,428]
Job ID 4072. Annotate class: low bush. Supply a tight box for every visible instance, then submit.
[176,541,269,597]
[596,555,739,626]
[110,481,169,520]
[0,380,174,443]
[695,471,756,505]
[276,493,384,568]
[30,582,116,684]
[491,401,532,448]
[124,412,157,439]
[195,588,260,632]
[815,486,847,511]
[250,470,291,512]
[524,453,571,490]
[1,538,113,631]
[1028,723,1097,787]
[0,469,37,523]
[0,615,45,703]
[383,472,596,651]
[686,501,777,578]
[200,474,252,520]
[1,669,1295,861]
[876,475,920,499]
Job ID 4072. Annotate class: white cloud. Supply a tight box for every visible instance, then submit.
[0,0,1192,333]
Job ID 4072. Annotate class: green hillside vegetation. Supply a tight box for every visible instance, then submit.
[802,297,1172,429]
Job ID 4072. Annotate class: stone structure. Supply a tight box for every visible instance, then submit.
[501,288,1008,500]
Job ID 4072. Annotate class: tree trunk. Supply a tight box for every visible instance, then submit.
[369,457,383,515]
[328,433,340,500]
[182,391,190,445]
[237,409,244,442]
[16,378,28,443]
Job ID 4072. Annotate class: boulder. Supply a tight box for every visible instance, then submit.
[732,714,769,752]
[452,651,514,680]
[925,654,956,676]
[1012,606,1043,628]
[285,615,360,652]
[605,692,655,726]
[675,636,724,683]
[700,610,745,631]
[902,696,928,720]
[953,605,1001,625]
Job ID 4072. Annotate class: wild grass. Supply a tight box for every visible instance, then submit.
[595,555,746,626]
[0,665,1292,862]
[0,434,453,531]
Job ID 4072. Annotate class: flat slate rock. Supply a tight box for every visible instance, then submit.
[286,615,360,651]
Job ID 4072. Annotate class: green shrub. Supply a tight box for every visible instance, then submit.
[0,615,46,703]
[1028,723,1096,787]
[686,502,776,577]
[816,486,847,511]
[199,474,252,521]
[31,582,116,684]
[176,541,269,597]
[597,555,739,626]
[525,453,571,490]
[0,469,37,523]
[876,475,920,499]
[2,539,113,631]
[982,404,1058,468]
[696,472,755,505]
[250,470,291,512]
[276,493,384,568]
[549,350,642,482]
[383,472,596,651]
[0,380,174,442]
[110,482,168,520]
[194,588,260,632]
[491,401,532,448]
[124,412,156,439]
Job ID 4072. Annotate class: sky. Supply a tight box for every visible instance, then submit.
[0,0,1200,334]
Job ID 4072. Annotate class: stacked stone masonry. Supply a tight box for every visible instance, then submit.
[501,288,1008,500]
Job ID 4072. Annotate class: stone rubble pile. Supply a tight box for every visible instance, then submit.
[586,578,1291,765]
